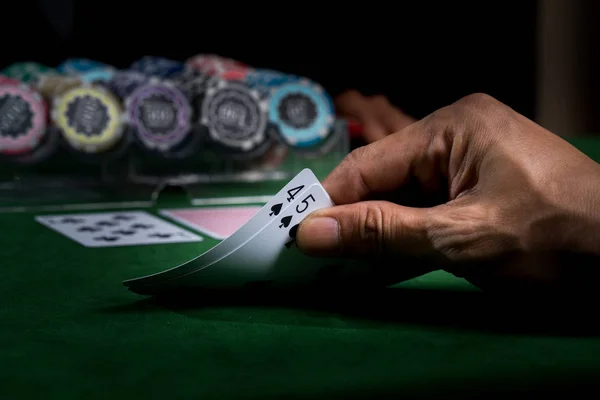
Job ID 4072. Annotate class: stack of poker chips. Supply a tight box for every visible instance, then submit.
[0,73,48,158]
[0,63,54,161]
[39,59,127,157]
[184,54,337,161]
[115,57,197,157]
[1,54,339,167]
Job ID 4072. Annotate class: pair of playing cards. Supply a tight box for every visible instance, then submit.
[36,169,362,294]
[122,169,341,294]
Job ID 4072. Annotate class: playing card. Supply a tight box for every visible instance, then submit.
[121,168,320,285]
[124,183,341,294]
[35,211,203,247]
[159,206,261,240]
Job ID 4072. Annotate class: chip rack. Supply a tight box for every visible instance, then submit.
[0,56,350,213]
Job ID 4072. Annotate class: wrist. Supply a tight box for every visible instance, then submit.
[555,169,600,256]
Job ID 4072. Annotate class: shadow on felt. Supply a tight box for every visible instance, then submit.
[106,247,600,337]
[106,278,600,337]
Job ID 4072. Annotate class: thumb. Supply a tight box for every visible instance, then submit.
[296,200,435,257]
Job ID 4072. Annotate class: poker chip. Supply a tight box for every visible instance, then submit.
[200,80,268,153]
[0,75,20,86]
[36,75,83,99]
[52,85,124,153]
[245,69,298,89]
[220,68,249,81]
[187,54,249,79]
[130,56,186,79]
[104,70,149,99]
[167,67,211,102]
[0,84,47,155]
[268,79,335,148]
[78,68,115,84]
[57,58,109,75]
[2,62,55,84]
[244,69,299,98]
[125,80,192,151]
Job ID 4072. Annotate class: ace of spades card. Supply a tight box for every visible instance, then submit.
[35,211,203,247]
[123,170,362,294]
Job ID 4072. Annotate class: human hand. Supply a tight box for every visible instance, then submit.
[335,90,416,143]
[298,94,600,292]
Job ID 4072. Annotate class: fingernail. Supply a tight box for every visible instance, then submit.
[298,217,340,254]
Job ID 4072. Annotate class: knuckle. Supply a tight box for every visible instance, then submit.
[455,93,502,117]
[346,144,375,165]
[331,145,376,200]
[346,145,366,163]
[338,147,372,195]
[425,204,520,262]
[356,203,386,253]
[429,134,448,161]
[458,92,497,107]
[344,146,371,171]
[430,93,510,143]
[423,106,454,140]
[341,148,362,174]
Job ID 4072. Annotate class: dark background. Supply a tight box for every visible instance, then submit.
[2,1,541,121]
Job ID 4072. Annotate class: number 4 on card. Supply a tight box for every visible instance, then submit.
[287,185,304,202]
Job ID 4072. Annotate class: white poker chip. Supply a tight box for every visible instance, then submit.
[200,79,268,152]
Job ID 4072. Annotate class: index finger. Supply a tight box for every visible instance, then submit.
[323,119,433,205]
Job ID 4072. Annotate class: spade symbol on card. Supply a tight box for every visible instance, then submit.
[77,226,101,233]
[96,220,118,227]
[61,217,84,224]
[113,229,135,236]
[269,203,283,217]
[94,235,120,242]
[131,223,153,230]
[279,215,292,229]
[113,215,135,221]
[148,233,172,239]
[285,224,299,248]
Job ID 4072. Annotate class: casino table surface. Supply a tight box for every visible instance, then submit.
[2,137,600,399]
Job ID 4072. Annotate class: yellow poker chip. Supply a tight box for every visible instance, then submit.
[52,85,123,153]
[36,74,82,99]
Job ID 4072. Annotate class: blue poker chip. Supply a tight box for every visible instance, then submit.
[57,58,109,75]
[105,70,149,99]
[130,56,185,79]
[245,69,299,97]
[79,68,115,84]
[268,79,335,148]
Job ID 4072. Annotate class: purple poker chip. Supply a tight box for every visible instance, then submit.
[125,81,192,151]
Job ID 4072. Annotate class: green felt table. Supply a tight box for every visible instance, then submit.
[1,137,600,399]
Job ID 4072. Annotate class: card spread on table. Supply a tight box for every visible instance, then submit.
[36,211,203,247]
[123,168,358,294]
[159,206,261,240]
